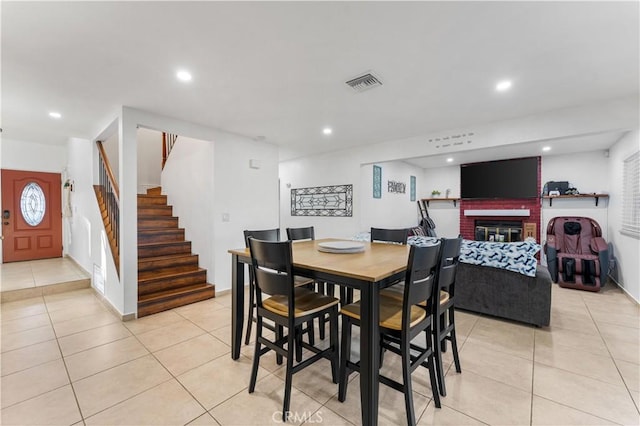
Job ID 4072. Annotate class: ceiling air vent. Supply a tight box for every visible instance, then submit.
[345,72,383,93]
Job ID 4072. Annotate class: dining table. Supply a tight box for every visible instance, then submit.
[228,238,411,426]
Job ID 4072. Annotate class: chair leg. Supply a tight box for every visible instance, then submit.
[433,319,446,396]
[307,319,315,346]
[449,310,461,373]
[329,308,339,384]
[283,331,295,422]
[276,325,283,365]
[338,316,352,402]
[440,311,447,352]
[248,317,262,393]
[401,335,416,426]
[295,327,303,362]
[318,283,327,341]
[427,351,441,408]
[244,282,255,345]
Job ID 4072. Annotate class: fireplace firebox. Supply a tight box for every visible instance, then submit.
[475,220,523,242]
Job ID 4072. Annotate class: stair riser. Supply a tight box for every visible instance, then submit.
[137,195,168,205]
[138,217,179,229]
[138,206,173,216]
[138,230,185,244]
[138,287,215,317]
[138,264,200,280]
[138,242,191,257]
[138,254,198,271]
[138,271,208,295]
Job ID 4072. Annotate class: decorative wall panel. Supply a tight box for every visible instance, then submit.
[373,165,382,199]
[291,184,353,217]
[410,176,416,201]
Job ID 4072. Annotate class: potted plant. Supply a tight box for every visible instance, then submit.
[431,190,441,197]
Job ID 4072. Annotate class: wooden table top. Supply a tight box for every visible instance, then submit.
[228,238,410,283]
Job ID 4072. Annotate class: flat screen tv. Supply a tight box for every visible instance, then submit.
[460,157,538,199]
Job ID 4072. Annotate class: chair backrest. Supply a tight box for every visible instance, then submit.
[403,242,441,308]
[286,226,315,241]
[247,238,295,301]
[244,228,280,248]
[546,217,602,254]
[371,227,410,244]
[435,237,463,307]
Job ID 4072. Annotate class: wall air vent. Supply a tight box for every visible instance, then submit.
[345,72,383,93]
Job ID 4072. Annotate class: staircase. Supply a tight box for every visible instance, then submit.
[137,187,215,317]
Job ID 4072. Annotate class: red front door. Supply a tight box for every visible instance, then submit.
[1,169,62,262]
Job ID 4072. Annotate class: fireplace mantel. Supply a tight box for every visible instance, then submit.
[464,209,531,217]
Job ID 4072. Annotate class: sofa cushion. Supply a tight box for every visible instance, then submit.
[459,240,540,277]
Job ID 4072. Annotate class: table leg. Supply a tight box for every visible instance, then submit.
[231,254,244,360]
[359,284,380,425]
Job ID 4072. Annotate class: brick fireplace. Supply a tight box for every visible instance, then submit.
[459,198,541,242]
[459,157,541,242]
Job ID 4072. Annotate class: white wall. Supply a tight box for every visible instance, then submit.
[541,149,610,239]
[360,161,423,231]
[102,132,119,185]
[161,136,215,278]
[607,130,640,302]
[212,137,280,290]
[1,138,67,172]
[280,152,361,239]
[137,128,162,194]
[422,165,461,238]
[66,137,121,310]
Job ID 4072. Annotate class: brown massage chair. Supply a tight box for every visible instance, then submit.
[544,217,609,292]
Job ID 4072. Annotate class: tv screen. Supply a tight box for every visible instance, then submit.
[460,157,538,199]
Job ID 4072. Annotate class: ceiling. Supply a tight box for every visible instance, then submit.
[2,2,639,163]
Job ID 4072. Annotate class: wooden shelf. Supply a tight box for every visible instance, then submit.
[422,197,460,207]
[542,193,609,207]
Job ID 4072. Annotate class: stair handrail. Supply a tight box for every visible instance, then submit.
[161,132,178,169]
[96,140,120,269]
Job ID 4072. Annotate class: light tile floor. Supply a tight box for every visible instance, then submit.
[0,282,638,425]
[0,257,90,292]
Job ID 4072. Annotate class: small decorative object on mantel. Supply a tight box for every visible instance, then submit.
[445,188,451,198]
[388,181,406,194]
[431,190,441,197]
[291,184,353,217]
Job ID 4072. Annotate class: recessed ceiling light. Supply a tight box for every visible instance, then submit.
[176,70,192,82]
[446,158,454,162]
[542,146,551,152]
[495,80,512,92]
[322,127,333,135]
[49,112,62,119]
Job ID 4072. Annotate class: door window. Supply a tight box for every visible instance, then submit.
[20,182,46,226]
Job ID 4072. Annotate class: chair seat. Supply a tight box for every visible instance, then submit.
[340,296,426,331]
[381,284,450,305]
[294,276,315,287]
[263,288,339,318]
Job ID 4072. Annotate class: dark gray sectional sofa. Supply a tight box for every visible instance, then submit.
[455,262,552,327]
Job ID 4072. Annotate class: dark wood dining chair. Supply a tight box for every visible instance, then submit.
[338,242,442,426]
[247,238,340,422]
[243,229,315,346]
[433,237,463,397]
[286,226,335,340]
[371,227,410,244]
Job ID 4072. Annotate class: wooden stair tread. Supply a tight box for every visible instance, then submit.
[138,283,214,304]
[138,228,184,233]
[138,267,206,283]
[138,240,190,249]
[138,253,196,263]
